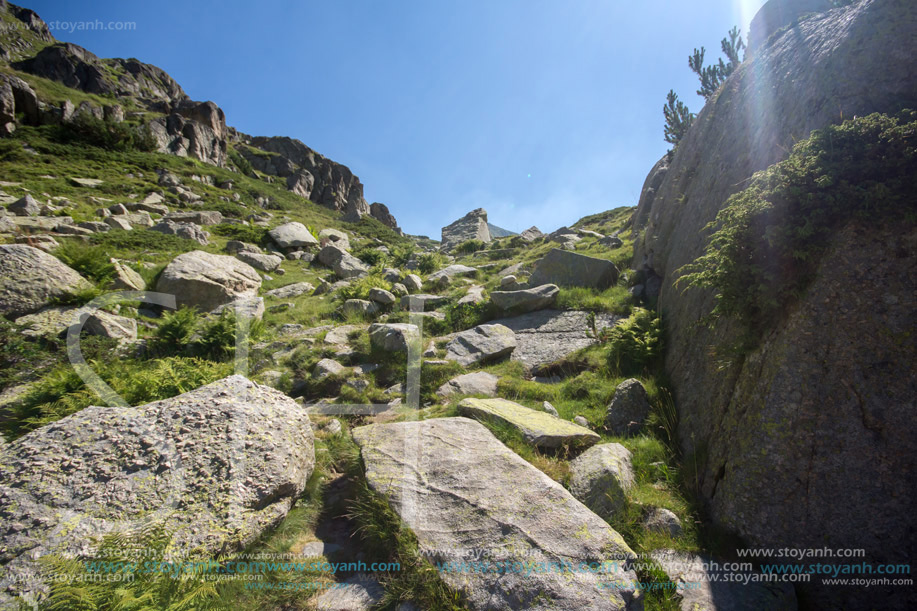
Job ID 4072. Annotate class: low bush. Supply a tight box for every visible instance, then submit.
[455,239,486,254]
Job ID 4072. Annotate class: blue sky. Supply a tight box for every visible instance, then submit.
[26,0,767,238]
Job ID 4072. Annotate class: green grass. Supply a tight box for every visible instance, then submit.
[556,285,633,314]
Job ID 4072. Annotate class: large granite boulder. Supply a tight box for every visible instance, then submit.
[155,250,261,312]
[353,417,641,610]
[437,371,499,398]
[568,443,635,520]
[458,398,600,449]
[490,283,559,313]
[369,323,420,353]
[0,376,315,606]
[440,208,491,251]
[444,324,516,366]
[0,245,90,319]
[318,244,369,279]
[236,250,283,272]
[268,221,318,250]
[628,3,917,607]
[528,248,619,290]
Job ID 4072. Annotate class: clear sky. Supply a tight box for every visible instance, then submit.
[24,0,767,238]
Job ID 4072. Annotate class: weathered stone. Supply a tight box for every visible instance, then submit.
[369,202,400,231]
[225,240,261,255]
[236,251,283,272]
[604,378,651,436]
[109,203,128,215]
[574,415,590,428]
[390,282,408,297]
[650,549,797,611]
[519,226,543,241]
[104,215,132,231]
[313,358,346,380]
[599,235,624,249]
[491,283,559,313]
[542,401,559,416]
[318,244,369,279]
[403,273,422,292]
[528,248,619,289]
[459,398,600,449]
[324,324,363,345]
[150,220,210,245]
[155,250,261,312]
[444,324,516,366]
[105,260,146,291]
[77,221,109,233]
[318,228,350,251]
[264,282,314,299]
[457,284,486,305]
[8,194,39,216]
[437,371,499,397]
[399,293,449,311]
[568,443,635,520]
[490,310,618,369]
[440,208,491,251]
[13,234,58,251]
[368,323,419,353]
[0,376,314,606]
[163,210,223,225]
[642,507,683,537]
[83,310,138,341]
[314,574,384,610]
[14,306,78,337]
[268,221,318,250]
[368,288,396,305]
[353,417,640,610]
[341,299,378,317]
[427,264,477,282]
[0,245,90,318]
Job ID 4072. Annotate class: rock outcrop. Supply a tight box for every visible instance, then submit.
[630,1,917,608]
[0,376,315,606]
[353,417,641,610]
[440,208,491,251]
[0,244,90,318]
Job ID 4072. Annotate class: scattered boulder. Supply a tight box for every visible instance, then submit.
[236,251,283,272]
[108,203,128,215]
[368,323,420,353]
[402,273,422,293]
[390,282,408,297]
[323,324,363,345]
[126,200,168,215]
[318,244,369,279]
[642,507,683,537]
[459,398,600,449]
[457,284,485,305]
[519,226,544,241]
[125,212,154,228]
[444,324,516,366]
[68,177,103,188]
[353,418,640,609]
[528,248,619,290]
[104,215,132,231]
[399,293,449,311]
[440,208,491,251]
[264,282,314,299]
[163,210,223,225]
[0,245,90,318]
[318,228,350,251]
[437,371,499,398]
[83,310,138,341]
[13,234,58,251]
[650,549,797,611]
[107,260,146,291]
[490,283,559,313]
[77,221,110,233]
[427,264,477,282]
[542,401,559,417]
[8,194,40,216]
[604,378,651,436]
[313,358,346,380]
[368,287,396,305]
[268,221,318,250]
[15,306,79,337]
[150,220,210,245]
[599,235,623,249]
[568,443,635,520]
[0,376,315,606]
[573,415,590,427]
[225,240,261,255]
[341,299,379,317]
[155,250,261,312]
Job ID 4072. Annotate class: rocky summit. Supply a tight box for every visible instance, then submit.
[0,0,913,609]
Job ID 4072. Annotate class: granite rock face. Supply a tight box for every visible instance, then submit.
[0,376,315,606]
[490,309,618,369]
[630,2,917,608]
[353,417,641,610]
[440,208,491,251]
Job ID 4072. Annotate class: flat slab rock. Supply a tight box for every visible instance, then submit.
[353,417,641,610]
[490,309,618,368]
[458,397,600,449]
[0,375,315,606]
[651,549,797,611]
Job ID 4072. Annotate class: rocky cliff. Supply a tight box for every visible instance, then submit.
[632,1,917,608]
[0,1,398,227]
